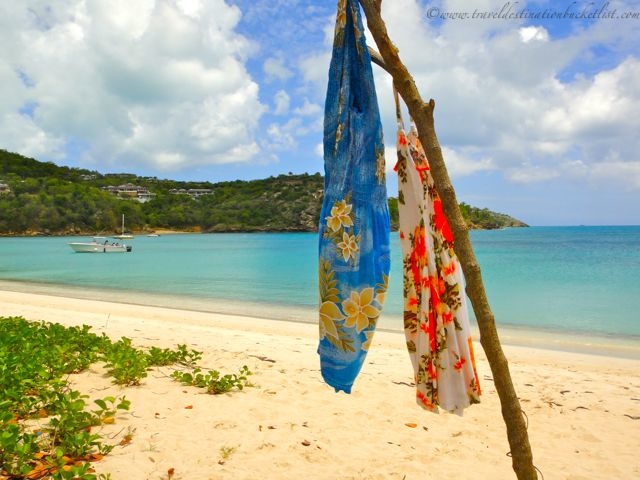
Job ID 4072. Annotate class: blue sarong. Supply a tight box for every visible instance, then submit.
[318,0,390,394]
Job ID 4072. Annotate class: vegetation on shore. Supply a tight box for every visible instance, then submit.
[0,316,251,480]
[0,149,527,235]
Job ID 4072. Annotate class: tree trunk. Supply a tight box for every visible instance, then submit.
[357,1,537,479]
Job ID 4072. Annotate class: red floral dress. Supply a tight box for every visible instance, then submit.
[394,90,481,414]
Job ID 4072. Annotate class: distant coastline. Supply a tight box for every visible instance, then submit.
[0,228,202,237]
[1,148,527,236]
[0,222,528,237]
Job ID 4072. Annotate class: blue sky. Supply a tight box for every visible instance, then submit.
[0,0,639,225]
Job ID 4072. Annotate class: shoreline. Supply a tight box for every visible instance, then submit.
[0,279,638,360]
[0,228,202,238]
[1,287,639,479]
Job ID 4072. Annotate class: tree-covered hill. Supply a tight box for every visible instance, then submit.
[0,149,527,235]
[459,202,528,229]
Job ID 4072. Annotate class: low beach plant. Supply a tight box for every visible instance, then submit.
[43,390,122,458]
[146,344,203,367]
[171,365,252,394]
[103,338,203,385]
[0,316,243,479]
[0,317,132,478]
[102,337,149,386]
[92,396,131,425]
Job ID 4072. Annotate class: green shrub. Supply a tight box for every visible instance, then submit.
[171,365,252,394]
[1,316,246,479]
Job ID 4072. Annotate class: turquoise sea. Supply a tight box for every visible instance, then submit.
[0,226,639,352]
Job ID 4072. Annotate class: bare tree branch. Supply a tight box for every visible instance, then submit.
[358,1,538,479]
[367,47,389,73]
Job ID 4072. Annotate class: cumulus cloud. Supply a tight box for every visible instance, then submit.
[591,161,640,190]
[298,52,331,94]
[519,26,549,43]
[293,98,322,117]
[293,0,639,191]
[266,120,297,151]
[353,0,640,188]
[441,147,497,177]
[0,113,65,160]
[273,90,290,115]
[263,56,293,82]
[0,0,266,172]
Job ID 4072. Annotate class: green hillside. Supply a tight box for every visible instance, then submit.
[459,202,528,229]
[0,149,527,235]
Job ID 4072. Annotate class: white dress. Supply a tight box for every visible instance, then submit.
[394,89,481,414]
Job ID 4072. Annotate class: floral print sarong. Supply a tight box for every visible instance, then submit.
[318,0,390,394]
[394,89,481,414]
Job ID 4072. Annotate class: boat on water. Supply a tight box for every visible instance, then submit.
[68,237,132,253]
[112,214,134,240]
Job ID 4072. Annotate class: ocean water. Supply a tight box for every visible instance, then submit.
[0,227,639,342]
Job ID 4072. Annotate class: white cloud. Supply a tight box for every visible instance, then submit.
[541,59,640,141]
[176,0,204,18]
[519,26,549,43]
[346,0,640,190]
[298,52,331,94]
[0,0,267,172]
[383,145,398,173]
[273,90,290,115]
[0,113,65,160]
[506,165,560,183]
[590,161,640,189]
[293,98,321,117]
[0,63,27,114]
[265,101,326,153]
[153,151,185,169]
[267,122,296,151]
[263,56,293,82]
[441,147,497,177]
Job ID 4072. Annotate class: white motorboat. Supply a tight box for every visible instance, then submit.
[69,237,132,253]
[112,214,134,240]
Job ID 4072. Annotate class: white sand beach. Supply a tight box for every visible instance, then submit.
[1,289,639,479]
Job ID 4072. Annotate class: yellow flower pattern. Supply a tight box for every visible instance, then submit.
[375,287,386,306]
[342,287,380,333]
[319,301,343,341]
[324,197,360,266]
[326,199,353,232]
[337,232,359,262]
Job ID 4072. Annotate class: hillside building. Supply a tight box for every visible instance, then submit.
[169,188,213,199]
[103,183,156,203]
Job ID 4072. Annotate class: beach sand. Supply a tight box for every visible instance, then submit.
[1,289,639,479]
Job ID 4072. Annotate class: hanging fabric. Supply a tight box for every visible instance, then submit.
[394,87,481,414]
[318,0,390,394]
